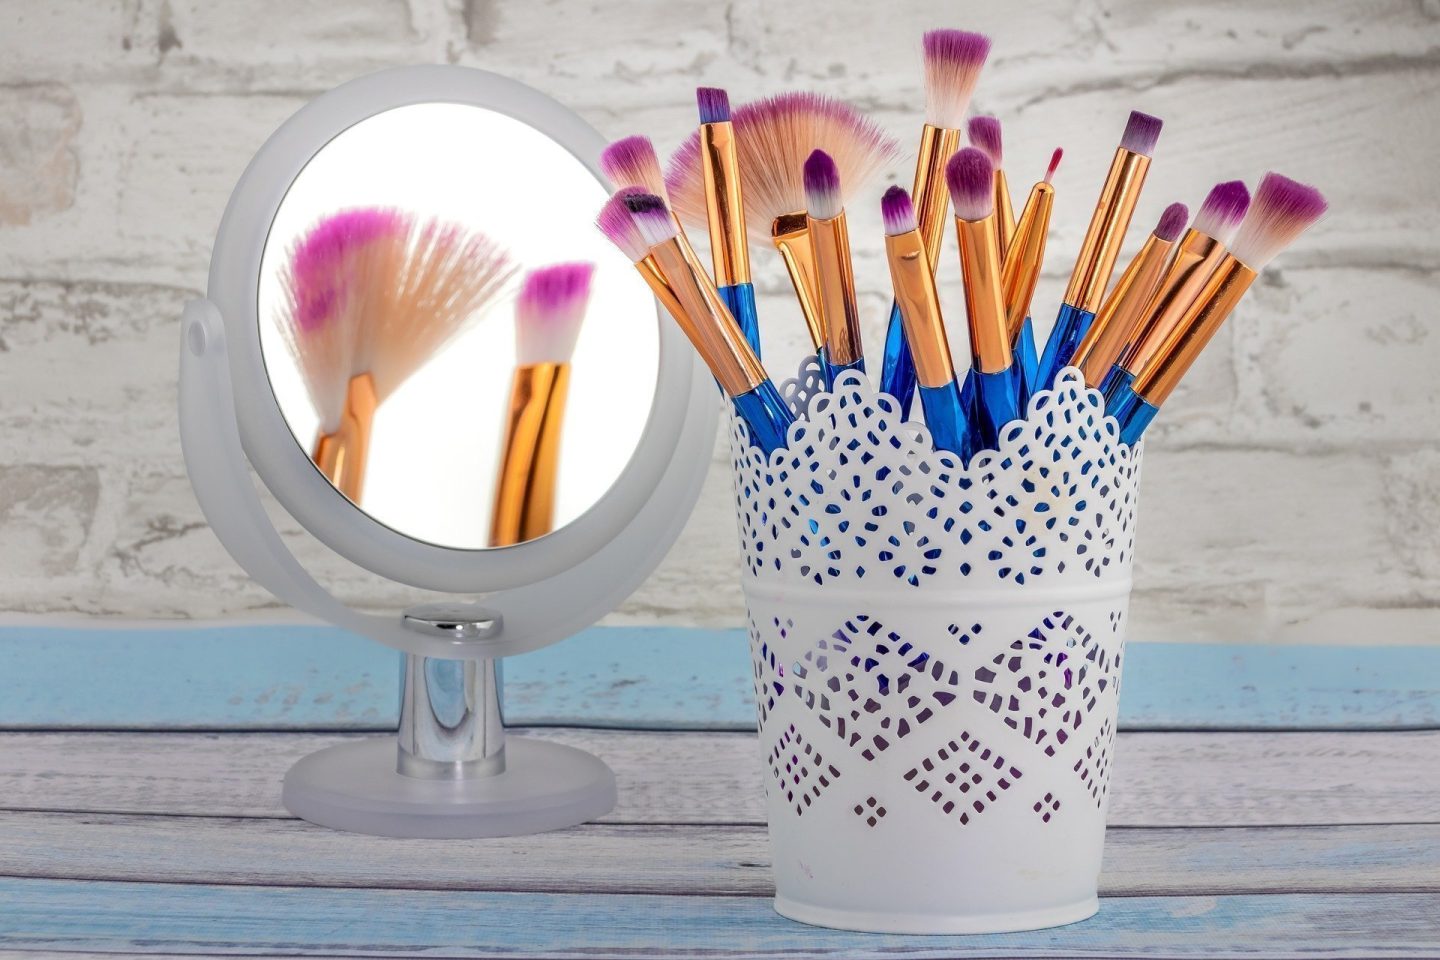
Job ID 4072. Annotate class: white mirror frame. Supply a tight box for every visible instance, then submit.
[185,65,717,659]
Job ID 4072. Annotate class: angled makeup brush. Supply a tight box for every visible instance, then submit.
[667,91,899,354]
[1000,147,1063,409]
[968,115,1015,256]
[279,208,513,503]
[1111,173,1326,442]
[882,186,966,457]
[804,150,864,387]
[598,191,793,454]
[693,87,761,356]
[1101,181,1249,399]
[880,29,991,412]
[491,263,593,547]
[1073,201,1188,388]
[949,147,1019,453]
[1035,109,1162,389]
[600,135,670,200]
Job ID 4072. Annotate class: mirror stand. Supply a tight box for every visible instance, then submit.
[179,300,616,838]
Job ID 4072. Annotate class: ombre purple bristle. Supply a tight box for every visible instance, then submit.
[697,86,731,124]
[1155,202,1189,242]
[624,192,677,246]
[967,115,1003,166]
[881,185,917,236]
[1230,172,1328,269]
[289,208,409,333]
[596,189,650,262]
[945,147,994,221]
[515,262,595,365]
[600,135,667,198]
[1045,147,1064,183]
[1194,180,1251,244]
[1119,110,1163,157]
[923,29,992,128]
[802,149,842,220]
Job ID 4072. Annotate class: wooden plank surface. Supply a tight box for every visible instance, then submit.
[2,623,1437,731]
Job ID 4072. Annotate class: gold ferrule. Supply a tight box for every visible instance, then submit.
[1073,234,1175,386]
[1119,229,1229,376]
[649,237,765,396]
[808,212,864,366]
[1063,147,1151,312]
[310,371,377,504]
[994,168,1017,260]
[885,230,956,389]
[771,212,824,350]
[955,214,1012,374]
[700,121,750,286]
[1001,181,1055,342]
[490,362,570,547]
[912,124,964,268]
[1134,255,1256,407]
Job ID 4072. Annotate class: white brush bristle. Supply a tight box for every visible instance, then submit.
[627,194,678,247]
[923,29,992,129]
[596,188,651,262]
[1229,172,1328,270]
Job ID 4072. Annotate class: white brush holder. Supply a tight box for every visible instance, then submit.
[728,361,1142,934]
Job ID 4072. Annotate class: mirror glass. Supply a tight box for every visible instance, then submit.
[257,102,658,551]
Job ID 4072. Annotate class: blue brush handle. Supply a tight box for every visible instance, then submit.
[1100,364,1134,403]
[1014,316,1039,413]
[972,362,1021,451]
[1036,302,1096,390]
[918,381,968,459]
[820,349,866,390]
[958,369,978,460]
[1105,377,1157,445]
[879,299,917,414]
[718,282,761,359]
[731,379,793,454]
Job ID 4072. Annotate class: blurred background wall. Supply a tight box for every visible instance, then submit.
[0,0,1436,645]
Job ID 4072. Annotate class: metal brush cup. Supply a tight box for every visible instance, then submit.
[729,359,1141,932]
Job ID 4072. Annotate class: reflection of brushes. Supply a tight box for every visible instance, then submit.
[804,150,864,387]
[667,92,898,353]
[1101,182,1249,398]
[882,186,966,456]
[1000,148,1062,408]
[279,208,513,504]
[968,115,1015,256]
[695,87,761,356]
[948,148,1019,452]
[1111,173,1327,443]
[490,263,593,547]
[880,29,990,411]
[597,192,793,454]
[1035,110,1162,389]
[1073,201,1188,388]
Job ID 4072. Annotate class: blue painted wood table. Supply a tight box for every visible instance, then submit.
[1,623,1438,958]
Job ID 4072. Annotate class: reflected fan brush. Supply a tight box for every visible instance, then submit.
[490,263,593,547]
[279,208,513,504]
[999,147,1063,409]
[804,150,865,387]
[694,87,761,356]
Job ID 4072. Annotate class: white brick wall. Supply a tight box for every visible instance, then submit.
[1,0,1436,643]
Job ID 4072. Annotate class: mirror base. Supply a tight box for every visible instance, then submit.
[281,736,616,838]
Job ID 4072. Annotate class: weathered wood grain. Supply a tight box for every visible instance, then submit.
[1,730,1435,827]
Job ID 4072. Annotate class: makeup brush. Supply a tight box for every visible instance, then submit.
[1111,173,1327,443]
[882,186,966,457]
[1072,201,1188,388]
[949,147,1019,452]
[1100,181,1249,398]
[598,191,793,455]
[968,115,1015,256]
[804,150,865,387]
[667,92,898,355]
[279,208,513,503]
[693,87,761,356]
[1035,110,1162,389]
[880,29,991,412]
[490,263,593,547]
[1000,147,1063,409]
[600,135,670,200]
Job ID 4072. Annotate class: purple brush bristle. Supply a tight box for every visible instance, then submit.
[624,192,677,246]
[1194,180,1251,245]
[881,185,917,236]
[945,147,994,221]
[289,208,408,333]
[1155,202,1189,242]
[1045,147,1063,183]
[967,116,1003,166]
[923,29,992,128]
[1119,110,1163,157]
[600,135,667,198]
[596,188,650,262]
[1230,172,1328,269]
[803,149,842,220]
[516,262,595,365]
[697,87,731,124]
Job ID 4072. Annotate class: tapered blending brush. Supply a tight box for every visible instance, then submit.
[1035,110,1162,389]
[948,148,1019,452]
[693,87,761,356]
[804,150,865,387]
[490,263,593,547]
[600,135,670,201]
[598,191,793,454]
[880,29,991,411]
[1072,201,1188,388]
[1110,173,1327,443]
[968,115,1015,255]
[1100,181,1249,398]
[279,208,513,504]
[999,147,1063,409]
[667,92,898,354]
[882,186,967,456]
